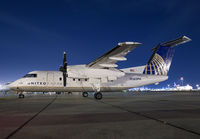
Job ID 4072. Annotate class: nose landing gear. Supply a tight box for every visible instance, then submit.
[18,93,25,98]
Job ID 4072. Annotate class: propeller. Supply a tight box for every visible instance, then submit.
[59,52,68,87]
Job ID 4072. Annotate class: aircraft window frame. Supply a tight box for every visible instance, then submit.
[23,74,37,78]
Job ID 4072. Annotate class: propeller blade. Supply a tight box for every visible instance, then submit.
[62,52,67,87]
[63,52,67,70]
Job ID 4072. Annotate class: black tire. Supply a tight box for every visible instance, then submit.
[82,92,88,97]
[19,94,24,99]
[94,92,102,100]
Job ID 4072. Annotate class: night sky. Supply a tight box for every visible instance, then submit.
[0,0,199,88]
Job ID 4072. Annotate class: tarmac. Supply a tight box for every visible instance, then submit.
[0,91,200,139]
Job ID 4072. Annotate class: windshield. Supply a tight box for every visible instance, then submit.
[23,74,37,78]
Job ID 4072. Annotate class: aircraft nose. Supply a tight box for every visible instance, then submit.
[7,82,18,90]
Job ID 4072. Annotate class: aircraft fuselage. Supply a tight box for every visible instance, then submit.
[9,67,168,93]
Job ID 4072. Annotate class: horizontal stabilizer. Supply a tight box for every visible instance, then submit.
[161,36,191,47]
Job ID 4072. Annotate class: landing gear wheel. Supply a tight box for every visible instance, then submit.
[94,92,102,100]
[19,94,24,99]
[82,92,88,97]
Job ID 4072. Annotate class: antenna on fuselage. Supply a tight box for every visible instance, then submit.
[59,51,67,87]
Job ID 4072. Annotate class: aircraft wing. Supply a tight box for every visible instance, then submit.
[87,42,141,69]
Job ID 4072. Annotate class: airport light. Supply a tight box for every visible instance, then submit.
[196,84,199,89]
[180,77,184,86]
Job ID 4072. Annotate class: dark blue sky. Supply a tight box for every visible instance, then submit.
[0,0,199,88]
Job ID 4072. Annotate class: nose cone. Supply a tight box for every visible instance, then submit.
[7,81,18,91]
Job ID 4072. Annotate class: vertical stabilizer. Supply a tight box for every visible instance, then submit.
[143,36,191,76]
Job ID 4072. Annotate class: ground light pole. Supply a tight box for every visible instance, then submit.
[180,77,184,86]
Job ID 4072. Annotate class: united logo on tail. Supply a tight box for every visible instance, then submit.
[144,53,168,75]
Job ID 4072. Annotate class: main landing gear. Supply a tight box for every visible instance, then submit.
[94,92,102,100]
[82,92,103,100]
[82,92,88,97]
[18,93,25,99]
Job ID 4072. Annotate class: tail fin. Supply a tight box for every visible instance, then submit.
[143,36,191,76]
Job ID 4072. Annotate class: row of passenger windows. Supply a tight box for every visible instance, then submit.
[59,78,88,82]
[24,75,113,83]
[23,75,88,82]
[73,78,88,81]
[58,78,114,82]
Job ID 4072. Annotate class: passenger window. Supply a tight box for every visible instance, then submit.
[59,77,62,81]
[85,79,88,81]
[78,79,81,81]
[73,78,75,81]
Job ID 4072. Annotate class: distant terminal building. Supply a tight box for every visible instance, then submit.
[128,84,194,92]
[172,84,193,91]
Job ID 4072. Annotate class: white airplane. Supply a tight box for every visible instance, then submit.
[5,36,191,99]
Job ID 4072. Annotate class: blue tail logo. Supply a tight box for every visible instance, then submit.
[143,45,175,75]
[143,36,191,76]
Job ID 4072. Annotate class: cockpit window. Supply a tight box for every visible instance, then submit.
[23,74,37,78]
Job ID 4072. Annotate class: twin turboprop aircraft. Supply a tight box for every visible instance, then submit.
[7,36,191,99]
